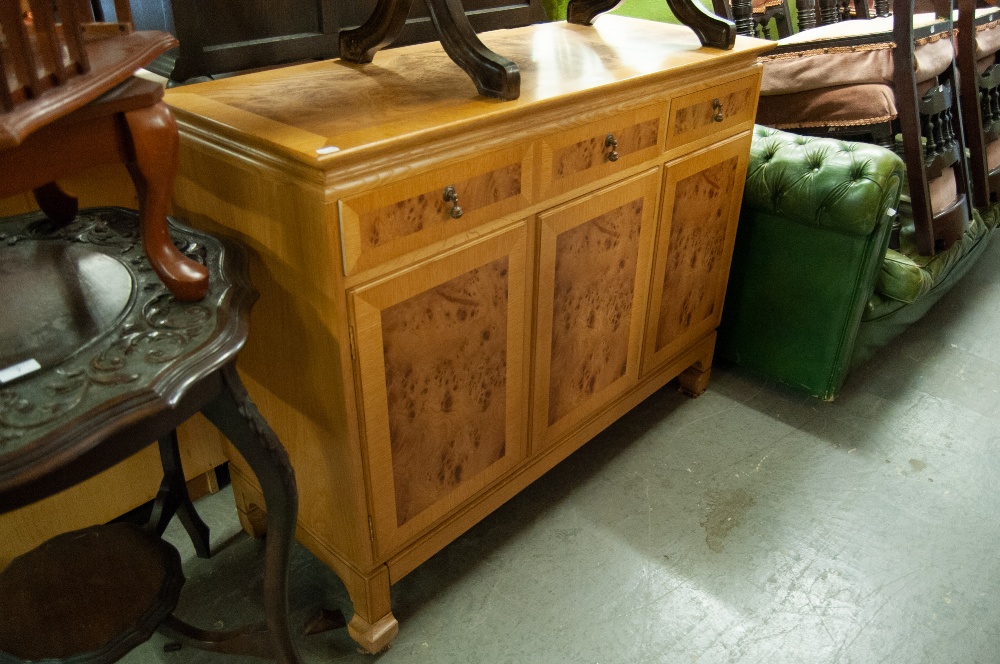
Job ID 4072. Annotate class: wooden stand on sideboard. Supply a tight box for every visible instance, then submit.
[165,16,774,653]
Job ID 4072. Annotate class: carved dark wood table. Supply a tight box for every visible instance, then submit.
[0,208,301,663]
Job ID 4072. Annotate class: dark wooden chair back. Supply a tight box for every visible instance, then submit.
[753,0,971,254]
[892,0,970,252]
[956,0,1000,206]
[712,0,794,38]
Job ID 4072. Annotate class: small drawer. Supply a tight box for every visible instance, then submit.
[537,103,666,200]
[665,74,760,152]
[339,144,533,275]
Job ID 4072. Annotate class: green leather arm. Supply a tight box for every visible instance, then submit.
[718,126,905,400]
[744,126,905,237]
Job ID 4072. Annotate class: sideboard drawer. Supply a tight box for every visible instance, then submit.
[339,144,533,275]
[538,103,666,200]
[665,74,760,152]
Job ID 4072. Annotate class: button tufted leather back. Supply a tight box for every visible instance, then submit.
[744,126,906,237]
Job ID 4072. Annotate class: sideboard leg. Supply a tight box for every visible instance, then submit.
[344,565,399,654]
[676,346,715,398]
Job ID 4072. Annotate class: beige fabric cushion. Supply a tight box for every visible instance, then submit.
[756,84,897,129]
[760,13,954,96]
[975,8,1000,59]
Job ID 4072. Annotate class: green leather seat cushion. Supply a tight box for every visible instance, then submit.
[869,202,1000,311]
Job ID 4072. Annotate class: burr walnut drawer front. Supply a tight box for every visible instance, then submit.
[338,144,533,276]
[537,103,666,200]
[665,74,760,152]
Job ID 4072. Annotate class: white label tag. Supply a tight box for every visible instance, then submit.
[0,359,42,384]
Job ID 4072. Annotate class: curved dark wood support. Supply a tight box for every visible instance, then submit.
[124,102,210,302]
[665,0,737,49]
[424,0,521,100]
[158,616,273,657]
[566,0,623,25]
[148,430,212,559]
[32,181,78,225]
[201,363,300,664]
[339,0,414,64]
[568,0,735,49]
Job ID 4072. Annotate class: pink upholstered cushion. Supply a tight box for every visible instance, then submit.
[756,83,897,129]
[928,166,958,215]
[987,139,1000,171]
[760,14,954,96]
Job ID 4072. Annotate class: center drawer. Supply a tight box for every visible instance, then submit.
[537,103,667,200]
[339,144,534,275]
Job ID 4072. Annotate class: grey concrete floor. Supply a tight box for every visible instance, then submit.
[125,238,1000,663]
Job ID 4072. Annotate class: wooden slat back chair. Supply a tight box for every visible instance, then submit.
[956,0,1000,207]
[754,0,971,255]
[714,0,880,39]
[0,0,209,301]
[712,0,794,38]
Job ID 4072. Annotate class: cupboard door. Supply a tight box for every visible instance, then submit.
[643,132,752,375]
[532,170,660,451]
[351,225,529,557]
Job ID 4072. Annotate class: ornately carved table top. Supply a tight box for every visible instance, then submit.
[0,207,254,512]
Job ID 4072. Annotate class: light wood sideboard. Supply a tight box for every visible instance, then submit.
[165,16,774,653]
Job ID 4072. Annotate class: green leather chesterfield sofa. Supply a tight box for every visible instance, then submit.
[718,126,998,399]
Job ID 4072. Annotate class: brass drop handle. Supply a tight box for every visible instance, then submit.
[604,134,620,162]
[712,98,725,123]
[443,185,463,219]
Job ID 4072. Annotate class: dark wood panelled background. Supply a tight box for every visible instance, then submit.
[95,0,545,81]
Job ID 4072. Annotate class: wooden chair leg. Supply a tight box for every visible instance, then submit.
[32,181,78,225]
[148,429,212,559]
[123,102,210,302]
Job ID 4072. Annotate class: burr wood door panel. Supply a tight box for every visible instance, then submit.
[643,132,752,376]
[350,224,529,558]
[532,170,661,451]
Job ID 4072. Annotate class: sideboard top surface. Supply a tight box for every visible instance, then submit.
[165,16,773,168]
